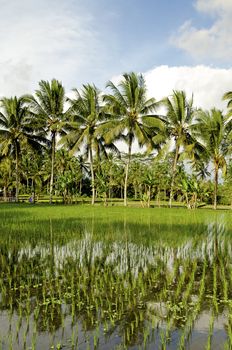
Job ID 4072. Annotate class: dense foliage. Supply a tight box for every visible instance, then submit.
[0,73,232,209]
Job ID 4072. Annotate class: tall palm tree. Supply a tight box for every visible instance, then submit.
[26,79,67,204]
[223,91,232,117]
[193,108,229,210]
[21,150,45,198]
[223,90,232,136]
[162,90,197,208]
[0,96,43,202]
[61,84,107,205]
[76,155,89,195]
[103,72,160,206]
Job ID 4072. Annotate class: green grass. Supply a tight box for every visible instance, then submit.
[1,203,232,253]
[0,201,230,222]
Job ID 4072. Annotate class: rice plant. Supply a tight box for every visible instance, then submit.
[0,204,232,348]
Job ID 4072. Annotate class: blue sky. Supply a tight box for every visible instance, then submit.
[77,0,206,70]
[0,0,231,109]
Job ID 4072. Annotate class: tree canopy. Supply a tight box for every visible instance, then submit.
[0,73,232,209]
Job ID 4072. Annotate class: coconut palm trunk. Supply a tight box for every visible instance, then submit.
[157,187,161,207]
[124,140,132,206]
[3,186,7,201]
[162,91,196,208]
[147,185,151,208]
[214,162,219,210]
[169,143,180,208]
[49,132,56,204]
[15,144,20,203]
[25,80,66,205]
[89,146,95,205]
[194,108,228,211]
[79,179,82,195]
[32,177,36,204]
[103,73,159,206]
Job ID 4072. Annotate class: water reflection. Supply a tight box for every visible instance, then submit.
[0,219,231,349]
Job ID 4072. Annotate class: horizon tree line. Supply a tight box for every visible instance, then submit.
[0,72,232,209]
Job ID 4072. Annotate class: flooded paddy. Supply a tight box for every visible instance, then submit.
[0,205,232,349]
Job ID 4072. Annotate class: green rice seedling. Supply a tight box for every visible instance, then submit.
[224,302,232,349]
[173,264,187,303]
[212,260,219,315]
[31,323,37,350]
[159,329,166,350]
[178,330,186,350]
[75,323,79,349]
[15,318,21,340]
[177,258,207,349]
[8,333,13,350]
[143,325,150,349]
[224,318,232,350]
[1,205,232,349]
[22,328,27,349]
[205,313,215,350]
[219,255,228,303]
[86,338,91,350]
[71,328,75,349]
[182,260,198,307]
[93,332,99,349]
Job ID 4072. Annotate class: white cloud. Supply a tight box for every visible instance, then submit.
[0,0,102,97]
[144,65,232,111]
[172,0,232,62]
[195,0,232,13]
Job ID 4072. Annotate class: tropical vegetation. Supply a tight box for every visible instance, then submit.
[0,73,232,209]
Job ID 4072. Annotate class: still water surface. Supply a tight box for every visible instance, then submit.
[0,207,232,349]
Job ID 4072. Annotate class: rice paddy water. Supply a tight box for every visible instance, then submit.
[0,204,232,349]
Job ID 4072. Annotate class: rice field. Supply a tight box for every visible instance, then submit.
[0,204,232,349]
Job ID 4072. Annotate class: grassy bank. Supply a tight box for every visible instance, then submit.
[0,203,231,243]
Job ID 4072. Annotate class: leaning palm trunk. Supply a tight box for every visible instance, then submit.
[214,162,219,210]
[169,144,179,208]
[124,141,132,207]
[89,147,95,205]
[49,132,56,204]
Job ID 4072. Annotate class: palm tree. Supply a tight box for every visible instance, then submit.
[26,79,67,204]
[193,108,229,209]
[61,84,105,205]
[223,90,232,140]
[223,160,232,208]
[162,90,197,208]
[21,150,45,200]
[55,149,82,201]
[76,155,89,195]
[223,91,232,117]
[0,96,43,202]
[103,72,160,206]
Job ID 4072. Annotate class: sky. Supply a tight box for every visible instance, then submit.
[0,0,232,110]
